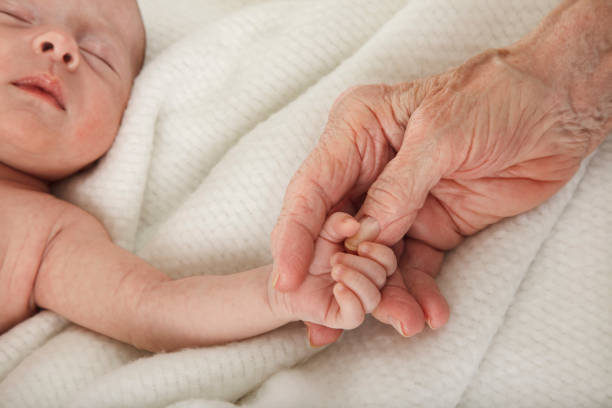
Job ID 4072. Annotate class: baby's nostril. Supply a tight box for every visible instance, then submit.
[63,54,72,64]
[42,42,54,52]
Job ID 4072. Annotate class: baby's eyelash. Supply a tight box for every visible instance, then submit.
[81,48,116,74]
[0,10,30,23]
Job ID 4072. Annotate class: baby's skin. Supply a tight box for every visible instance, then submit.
[0,0,396,352]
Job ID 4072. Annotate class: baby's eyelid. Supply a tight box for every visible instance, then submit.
[0,10,30,23]
[80,48,117,74]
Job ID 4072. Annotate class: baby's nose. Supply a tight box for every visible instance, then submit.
[32,31,80,72]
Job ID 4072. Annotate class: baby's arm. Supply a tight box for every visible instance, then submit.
[34,206,393,352]
[34,207,288,352]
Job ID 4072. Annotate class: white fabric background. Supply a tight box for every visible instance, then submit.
[0,1,610,406]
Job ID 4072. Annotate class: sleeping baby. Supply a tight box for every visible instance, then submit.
[0,0,396,352]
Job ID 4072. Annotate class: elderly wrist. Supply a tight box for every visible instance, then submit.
[504,0,612,152]
[509,2,609,86]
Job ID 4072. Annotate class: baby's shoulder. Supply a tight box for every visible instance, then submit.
[0,182,70,232]
[0,182,96,262]
[0,182,89,331]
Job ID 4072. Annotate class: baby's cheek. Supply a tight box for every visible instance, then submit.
[72,98,123,162]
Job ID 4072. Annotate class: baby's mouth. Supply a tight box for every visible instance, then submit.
[11,75,66,111]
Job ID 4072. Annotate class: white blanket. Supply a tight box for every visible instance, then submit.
[1,0,611,406]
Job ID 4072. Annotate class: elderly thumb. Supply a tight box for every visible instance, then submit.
[348,145,442,247]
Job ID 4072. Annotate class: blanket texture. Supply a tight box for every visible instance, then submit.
[1,0,610,406]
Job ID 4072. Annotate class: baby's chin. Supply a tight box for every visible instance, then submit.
[0,129,111,183]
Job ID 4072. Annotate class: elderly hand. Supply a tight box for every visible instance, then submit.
[272,0,612,345]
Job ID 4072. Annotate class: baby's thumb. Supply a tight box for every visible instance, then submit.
[347,142,442,248]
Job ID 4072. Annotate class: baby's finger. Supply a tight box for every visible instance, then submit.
[332,265,381,314]
[332,282,364,329]
[310,212,360,276]
[320,212,360,244]
[357,242,397,276]
[330,253,386,289]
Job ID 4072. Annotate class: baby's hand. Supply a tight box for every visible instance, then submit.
[271,212,397,330]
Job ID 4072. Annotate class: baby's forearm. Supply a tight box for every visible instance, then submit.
[136,265,291,351]
[34,217,291,352]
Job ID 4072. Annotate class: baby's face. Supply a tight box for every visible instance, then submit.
[0,0,145,180]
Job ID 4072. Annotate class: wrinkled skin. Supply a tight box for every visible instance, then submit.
[272,28,612,345]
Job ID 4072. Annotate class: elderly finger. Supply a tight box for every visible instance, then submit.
[371,271,426,337]
[272,135,361,291]
[304,322,343,348]
[355,119,445,247]
[399,239,449,329]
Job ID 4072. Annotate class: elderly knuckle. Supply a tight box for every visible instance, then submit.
[334,84,381,106]
[367,179,409,218]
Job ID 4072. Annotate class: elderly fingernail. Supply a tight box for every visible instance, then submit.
[272,267,281,289]
[307,327,324,348]
[345,217,380,251]
[392,319,409,337]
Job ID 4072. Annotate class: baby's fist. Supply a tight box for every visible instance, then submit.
[329,240,397,326]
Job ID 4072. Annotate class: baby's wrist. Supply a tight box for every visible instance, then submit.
[265,274,296,324]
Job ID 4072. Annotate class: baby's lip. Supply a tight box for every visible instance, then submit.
[11,74,66,111]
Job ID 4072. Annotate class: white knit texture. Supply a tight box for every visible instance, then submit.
[0,0,610,407]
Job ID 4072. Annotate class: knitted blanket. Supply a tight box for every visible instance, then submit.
[1,0,610,406]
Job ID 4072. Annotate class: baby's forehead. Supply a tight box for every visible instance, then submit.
[90,0,146,74]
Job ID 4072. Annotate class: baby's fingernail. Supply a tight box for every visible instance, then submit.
[427,318,436,330]
[392,319,408,337]
[345,217,381,251]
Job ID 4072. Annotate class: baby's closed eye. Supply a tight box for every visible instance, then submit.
[80,47,115,72]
